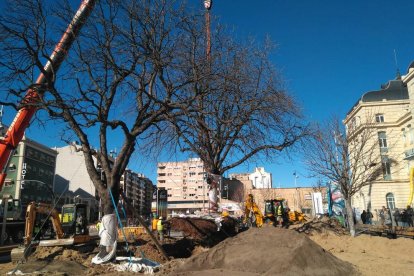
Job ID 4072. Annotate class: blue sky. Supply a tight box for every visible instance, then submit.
[2,0,414,187]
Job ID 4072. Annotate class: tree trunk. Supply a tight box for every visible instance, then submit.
[100,181,119,216]
[345,198,356,237]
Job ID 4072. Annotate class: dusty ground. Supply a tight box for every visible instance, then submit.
[1,217,414,275]
[309,231,414,276]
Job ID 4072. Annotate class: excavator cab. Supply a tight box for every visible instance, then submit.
[264,199,287,224]
[61,203,88,236]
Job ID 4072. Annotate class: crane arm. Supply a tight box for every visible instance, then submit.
[0,0,97,190]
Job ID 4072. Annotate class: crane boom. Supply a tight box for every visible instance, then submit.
[0,0,96,190]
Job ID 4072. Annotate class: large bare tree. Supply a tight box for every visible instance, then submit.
[304,117,388,236]
[167,36,308,177]
[0,0,209,216]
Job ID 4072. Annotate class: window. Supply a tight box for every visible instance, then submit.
[386,193,395,209]
[8,163,16,171]
[378,132,388,152]
[382,156,391,180]
[375,114,384,123]
[4,179,14,187]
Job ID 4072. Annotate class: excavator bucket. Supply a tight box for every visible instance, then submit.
[10,245,33,263]
[38,234,93,246]
[39,238,76,247]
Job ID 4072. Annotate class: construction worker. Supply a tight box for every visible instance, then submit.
[152,215,159,234]
[275,202,283,228]
[157,216,164,243]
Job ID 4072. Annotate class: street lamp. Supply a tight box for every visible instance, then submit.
[204,0,213,62]
[204,0,212,10]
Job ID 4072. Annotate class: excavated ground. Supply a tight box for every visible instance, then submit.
[2,217,414,275]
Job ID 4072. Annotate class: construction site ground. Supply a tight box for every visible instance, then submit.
[1,217,414,275]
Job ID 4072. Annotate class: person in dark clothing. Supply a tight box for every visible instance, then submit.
[361,210,367,224]
[406,205,414,227]
[393,209,401,227]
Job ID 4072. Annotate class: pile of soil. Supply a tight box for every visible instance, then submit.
[292,216,348,236]
[165,226,357,276]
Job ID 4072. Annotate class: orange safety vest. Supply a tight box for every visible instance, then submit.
[152,218,159,231]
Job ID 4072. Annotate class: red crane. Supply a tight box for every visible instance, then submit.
[0,0,97,190]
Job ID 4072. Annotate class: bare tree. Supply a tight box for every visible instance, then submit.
[0,0,208,216]
[304,117,388,236]
[167,34,308,182]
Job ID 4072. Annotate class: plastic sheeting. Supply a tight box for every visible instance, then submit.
[113,257,161,274]
[99,214,117,246]
[92,214,118,264]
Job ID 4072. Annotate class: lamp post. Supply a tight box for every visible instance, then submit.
[204,0,212,62]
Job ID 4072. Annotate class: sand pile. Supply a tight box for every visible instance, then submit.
[167,226,357,276]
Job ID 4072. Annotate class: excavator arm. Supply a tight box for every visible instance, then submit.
[0,0,97,190]
[24,202,65,246]
[243,194,264,227]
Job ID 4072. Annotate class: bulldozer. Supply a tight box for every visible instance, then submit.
[11,202,92,262]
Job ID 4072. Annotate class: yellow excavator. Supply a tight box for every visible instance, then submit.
[264,198,306,226]
[243,194,264,227]
[11,202,92,262]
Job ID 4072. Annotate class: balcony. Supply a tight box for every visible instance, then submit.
[404,148,414,159]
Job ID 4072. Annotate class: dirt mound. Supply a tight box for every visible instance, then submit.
[292,216,348,236]
[134,242,166,263]
[168,226,357,276]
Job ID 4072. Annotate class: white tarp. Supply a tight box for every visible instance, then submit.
[92,214,118,264]
[113,257,161,274]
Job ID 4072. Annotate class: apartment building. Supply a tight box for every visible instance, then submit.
[344,69,412,213]
[121,169,153,217]
[157,158,208,215]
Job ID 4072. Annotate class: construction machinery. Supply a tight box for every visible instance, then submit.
[1,197,25,244]
[264,199,289,227]
[10,202,92,262]
[243,194,264,227]
[264,198,306,226]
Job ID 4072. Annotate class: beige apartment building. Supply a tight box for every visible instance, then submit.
[157,158,208,215]
[344,63,414,214]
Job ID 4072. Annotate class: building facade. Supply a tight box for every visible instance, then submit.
[344,67,414,215]
[0,131,57,207]
[157,158,208,215]
[121,169,153,217]
[228,172,326,215]
[55,145,153,221]
[249,167,272,189]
